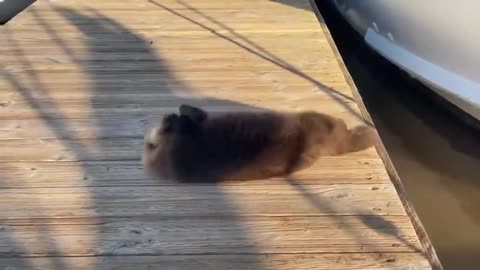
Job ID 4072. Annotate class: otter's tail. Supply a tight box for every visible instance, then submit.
[336,125,378,155]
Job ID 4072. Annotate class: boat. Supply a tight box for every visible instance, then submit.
[0,0,36,25]
[327,0,480,122]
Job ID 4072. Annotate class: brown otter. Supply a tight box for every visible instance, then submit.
[143,104,377,182]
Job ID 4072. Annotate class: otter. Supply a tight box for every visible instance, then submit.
[143,104,377,182]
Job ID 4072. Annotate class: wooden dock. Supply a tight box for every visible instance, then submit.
[0,0,440,269]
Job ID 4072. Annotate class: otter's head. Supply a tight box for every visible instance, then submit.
[142,105,208,178]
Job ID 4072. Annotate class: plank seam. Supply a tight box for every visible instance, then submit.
[0,251,425,259]
[1,213,409,221]
[0,181,394,189]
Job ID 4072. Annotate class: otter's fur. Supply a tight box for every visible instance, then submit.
[143,105,377,182]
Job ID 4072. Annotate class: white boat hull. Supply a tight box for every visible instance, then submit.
[329,0,480,121]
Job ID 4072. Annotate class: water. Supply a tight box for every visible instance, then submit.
[316,2,480,269]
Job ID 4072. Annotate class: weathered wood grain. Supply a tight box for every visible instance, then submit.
[0,184,404,219]
[0,158,388,188]
[0,0,434,268]
[0,216,420,256]
[0,253,432,270]
[0,138,379,161]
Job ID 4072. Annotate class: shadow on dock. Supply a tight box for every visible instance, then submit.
[2,5,262,269]
[0,1,419,268]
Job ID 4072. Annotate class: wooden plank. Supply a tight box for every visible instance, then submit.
[0,137,378,161]
[0,73,353,105]
[0,81,348,95]
[4,7,320,33]
[0,52,334,64]
[3,28,322,39]
[0,216,421,256]
[0,84,353,108]
[7,12,316,28]
[0,30,328,42]
[27,0,311,10]
[19,10,316,22]
[0,92,351,109]
[9,5,318,22]
[1,30,327,43]
[0,92,353,112]
[3,22,320,35]
[0,36,335,67]
[0,157,388,188]
[0,36,329,52]
[0,97,359,121]
[0,102,357,122]
[1,70,342,83]
[1,54,336,72]
[0,85,348,112]
[0,184,404,218]
[4,12,321,30]
[0,82,341,95]
[18,1,313,13]
[0,138,144,161]
[0,108,359,121]
[0,253,432,270]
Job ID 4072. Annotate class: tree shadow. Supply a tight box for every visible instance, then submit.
[148,0,372,126]
[1,4,264,269]
[59,5,264,268]
[285,177,423,254]
[0,165,71,270]
[0,172,33,270]
[0,1,407,268]
[1,23,85,270]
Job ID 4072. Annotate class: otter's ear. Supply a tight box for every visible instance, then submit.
[179,104,207,123]
[161,113,179,133]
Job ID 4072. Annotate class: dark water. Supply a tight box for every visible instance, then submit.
[315,2,480,269]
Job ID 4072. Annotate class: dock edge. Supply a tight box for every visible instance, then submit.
[308,1,444,269]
